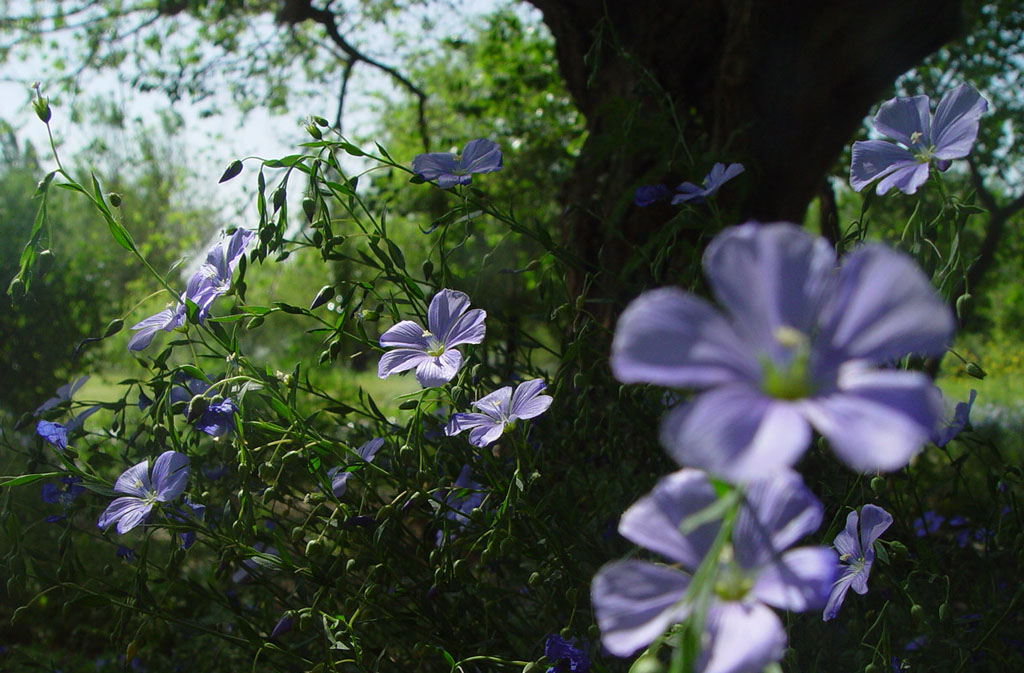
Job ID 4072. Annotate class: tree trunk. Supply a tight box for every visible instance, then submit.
[528,0,962,310]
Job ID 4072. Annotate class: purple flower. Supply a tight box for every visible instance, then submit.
[912,510,944,537]
[35,375,89,414]
[434,465,486,545]
[127,304,187,352]
[187,228,255,318]
[611,222,952,483]
[545,634,590,673]
[41,476,84,507]
[36,420,68,451]
[116,545,136,561]
[97,451,190,535]
[378,289,486,388]
[591,469,835,669]
[823,504,892,621]
[934,389,976,447]
[270,614,294,638]
[672,162,745,204]
[634,184,672,207]
[128,229,253,351]
[170,497,207,549]
[326,437,385,498]
[851,83,988,195]
[195,398,238,439]
[445,379,552,447]
[412,138,502,188]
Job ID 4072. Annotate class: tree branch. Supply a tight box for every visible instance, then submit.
[280,0,430,151]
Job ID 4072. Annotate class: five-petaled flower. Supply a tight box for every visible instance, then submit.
[823,504,893,621]
[128,228,254,351]
[851,83,988,195]
[326,437,385,497]
[612,222,953,483]
[97,451,190,535]
[591,468,835,671]
[445,378,552,447]
[412,139,503,188]
[672,162,745,204]
[377,289,486,388]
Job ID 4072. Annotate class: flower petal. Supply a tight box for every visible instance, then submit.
[703,222,836,357]
[445,412,500,437]
[849,140,917,192]
[427,289,471,337]
[618,468,721,569]
[151,451,190,501]
[822,567,858,621]
[858,503,894,551]
[611,288,759,388]
[127,308,183,351]
[356,438,385,462]
[931,83,988,159]
[833,510,861,559]
[591,560,691,657]
[412,152,459,180]
[36,420,68,451]
[472,386,512,419]
[509,379,552,420]
[700,601,786,673]
[704,162,744,194]
[800,369,943,472]
[733,469,824,569]
[377,348,430,379]
[114,460,152,497]
[468,422,507,447]
[443,308,487,347]
[671,182,706,204]
[461,138,503,174]
[872,94,931,147]
[661,387,811,483]
[875,161,930,196]
[753,547,837,612]
[818,244,954,365]
[415,348,462,387]
[379,320,429,349]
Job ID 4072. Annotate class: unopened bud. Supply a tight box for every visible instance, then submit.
[302,197,316,221]
[965,362,986,379]
[870,476,886,495]
[108,192,122,207]
[8,277,25,301]
[36,250,54,275]
[955,292,972,319]
[309,285,335,310]
[304,122,322,140]
[312,116,329,127]
[103,319,125,338]
[32,90,51,123]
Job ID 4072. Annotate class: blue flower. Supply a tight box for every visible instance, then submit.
[128,228,253,351]
[823,504,892,620]
[378,289,486,388]
[913,510,944,537]
[35,375,89,415]
[434,465,486,545]
[851,83,988,195]
[97,451,190,535]
[445,378,552,447]
[412,139,503,188]
[326,437,385,498]
[41,475,83,508]
[545,634,590,673]
[934,389,976,447]
[634,184,672,207]
[195,398,238,439]
[672,162,744,204]
[591,469,835,667]
[36,420,68,451]
[612,223,953,483]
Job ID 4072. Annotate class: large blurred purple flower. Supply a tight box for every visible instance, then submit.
[326,437,385,497]
[612,222,952,482]
[823,504,892,621]
[97,451,190,535]
[851,83,988,195]
[128,229,253,351]
[378,289,486,387]
[445,378,552,447]
[673,162,745,204]
[591,469,835,670]
[412,139,503,188]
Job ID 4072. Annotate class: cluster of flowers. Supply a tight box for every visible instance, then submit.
[592,219,958,670]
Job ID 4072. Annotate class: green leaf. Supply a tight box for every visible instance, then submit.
[0,472,63,488]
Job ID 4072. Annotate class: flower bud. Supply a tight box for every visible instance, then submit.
[36,250,54,275]
[955,292,972,319]
[8,276,25,301]
[33,92,51,123]
[312,116,329,127]
[304,121,322,140]
[103,319,125,338]
[301,197,316,221]
[309,285,335,310]
[870,475,886,496]
[219,160,243,183]
[108,192,122,207]
[965,362,986,379]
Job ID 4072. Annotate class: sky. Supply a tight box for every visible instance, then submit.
[0,0,513,219]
